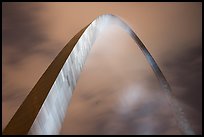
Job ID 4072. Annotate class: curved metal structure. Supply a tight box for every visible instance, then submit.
[3,14,195,135]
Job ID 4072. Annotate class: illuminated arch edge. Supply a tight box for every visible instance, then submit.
[3,14,194,135]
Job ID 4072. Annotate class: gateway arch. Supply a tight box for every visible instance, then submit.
[3,14,195,135]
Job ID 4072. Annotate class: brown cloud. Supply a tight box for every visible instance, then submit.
[2,2,202,135]
[161,44,202,134]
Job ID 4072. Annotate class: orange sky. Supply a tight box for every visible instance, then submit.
[2,2,202,135]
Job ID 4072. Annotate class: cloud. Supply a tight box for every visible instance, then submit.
[161,44,202,134]
[2,2,59,66]
[2,2,202,135]
[60,25,183,135]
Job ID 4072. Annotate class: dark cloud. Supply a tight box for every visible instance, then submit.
[2,2,52,65]
[2,2,202,135]
[2,3,43,46]
[160,45,202,134]
[167,46,201,110]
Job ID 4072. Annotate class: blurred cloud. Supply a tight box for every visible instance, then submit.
[161,44,202,133]
[3,3,48,65]
[2,2,202,135]
[60,25,180,135]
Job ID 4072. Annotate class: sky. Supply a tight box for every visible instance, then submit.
[2,2,202,135]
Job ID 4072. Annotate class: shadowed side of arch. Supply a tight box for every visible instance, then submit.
[3,14,194,135]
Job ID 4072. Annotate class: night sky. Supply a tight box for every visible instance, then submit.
[2,2,202,135]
